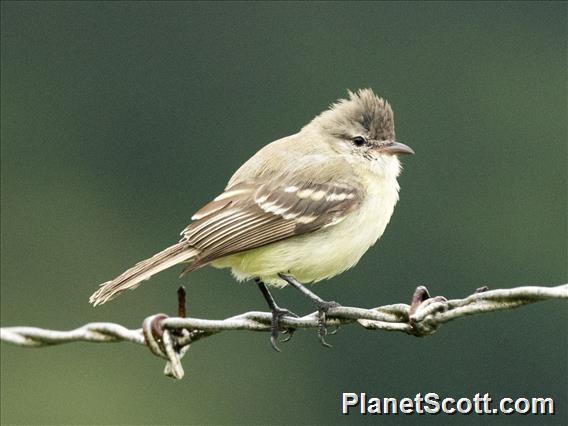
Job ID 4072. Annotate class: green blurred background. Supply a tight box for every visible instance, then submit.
[1,1,566,425]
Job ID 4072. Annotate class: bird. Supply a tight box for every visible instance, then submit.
[89,88,414,350]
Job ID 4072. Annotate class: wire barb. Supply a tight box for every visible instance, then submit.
[1,284,567,380]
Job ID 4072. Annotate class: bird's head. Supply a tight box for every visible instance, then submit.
[307,89,414,177]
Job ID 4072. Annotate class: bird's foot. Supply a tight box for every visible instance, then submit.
[277,273,342,348]
[315,300,341,348]
[269,306,299,352]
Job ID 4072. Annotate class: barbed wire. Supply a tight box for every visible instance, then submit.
[1,284,567,380]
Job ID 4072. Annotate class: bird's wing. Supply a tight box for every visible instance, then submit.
[180,179,362,271]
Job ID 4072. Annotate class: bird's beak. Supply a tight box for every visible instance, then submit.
[376,141,415,156]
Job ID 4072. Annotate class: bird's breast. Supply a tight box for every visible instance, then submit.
[324,173,400,267]
[213,173,401,286]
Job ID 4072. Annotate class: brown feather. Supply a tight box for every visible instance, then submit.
[89,242,198,306]
[179,180,362,273]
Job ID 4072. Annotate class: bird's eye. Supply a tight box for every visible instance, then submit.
[352,136,366,147]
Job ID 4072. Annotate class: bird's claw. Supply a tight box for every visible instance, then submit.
[269,307,298,352]
[279,328,296,342]
[327,325,340,335]
[270,335,281,352]
[316,301,341,348]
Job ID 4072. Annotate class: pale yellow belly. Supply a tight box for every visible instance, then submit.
[211,181,399,287]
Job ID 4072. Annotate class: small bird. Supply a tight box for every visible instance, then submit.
[90,89,414,350]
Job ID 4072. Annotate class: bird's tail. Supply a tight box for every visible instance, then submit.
[89,242,199,306]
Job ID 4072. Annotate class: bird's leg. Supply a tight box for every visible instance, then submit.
[278,273,341,348]
[255,278,298,352]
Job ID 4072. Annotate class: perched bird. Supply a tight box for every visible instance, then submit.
[90,89,414,350]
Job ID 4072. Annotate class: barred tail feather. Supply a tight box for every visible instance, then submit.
[89,243,199,306]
